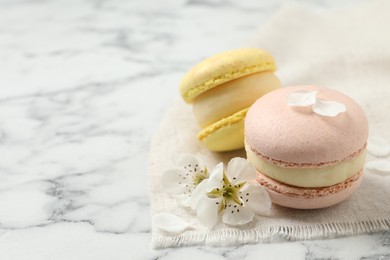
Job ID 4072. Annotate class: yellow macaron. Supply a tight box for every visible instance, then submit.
[179,48,281,152]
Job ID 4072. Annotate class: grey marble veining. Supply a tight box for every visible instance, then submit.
[0,0,389,259]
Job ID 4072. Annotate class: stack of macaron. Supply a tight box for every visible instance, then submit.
[178,49,369,209]
[244,86,368,209]
[179,48,281,152]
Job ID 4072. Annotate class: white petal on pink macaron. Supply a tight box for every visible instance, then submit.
[365,160,390,175]
[367,136,390,157]
[286,90,317,107]
[153,213,191,234]
[226,157,256,185]
[312,99,346,117]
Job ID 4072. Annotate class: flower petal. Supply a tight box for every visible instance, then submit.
[206,162,224,192]
[286,90,317,107]
[189,180,208,210]
[176,153,206,176]
[153,213,190,234]
[226,157,256,185]
[367,136,390,157]
[365,160,390,175]
[240,181,271,215]
[161,168,191,194]
[222,202,255,226]
[312,99,346,117]
[196,196,222,228]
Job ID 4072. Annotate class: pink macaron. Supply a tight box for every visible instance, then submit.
[245,86,369,209]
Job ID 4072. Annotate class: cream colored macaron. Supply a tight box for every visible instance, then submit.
[179,48,281,151]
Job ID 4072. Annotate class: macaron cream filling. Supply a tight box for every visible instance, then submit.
[246,142,366,188]
[193,72,281,128]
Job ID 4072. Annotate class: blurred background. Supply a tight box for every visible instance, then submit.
[0,0,389,259]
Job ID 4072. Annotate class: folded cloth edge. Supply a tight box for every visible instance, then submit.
[152,219,390,248]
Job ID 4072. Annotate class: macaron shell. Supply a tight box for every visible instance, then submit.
[179,48,276,103]
[198,108,247,151]
[257,170,363,209]
[245,86,369,165]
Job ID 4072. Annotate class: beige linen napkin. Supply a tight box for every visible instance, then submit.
[150,0,390,248]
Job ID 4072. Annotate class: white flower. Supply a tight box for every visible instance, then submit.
[161,154,208,207]
[195,158,271,228]
[287,90,346,117]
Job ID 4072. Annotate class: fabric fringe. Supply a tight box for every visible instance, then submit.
[152,219,390,249]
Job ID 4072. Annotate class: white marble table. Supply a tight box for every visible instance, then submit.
[0,0,389,259]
